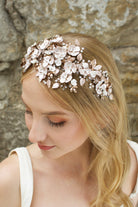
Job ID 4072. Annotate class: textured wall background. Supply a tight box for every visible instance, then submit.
[0,0,138,161]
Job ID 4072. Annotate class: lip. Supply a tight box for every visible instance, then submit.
[38,144,55,151]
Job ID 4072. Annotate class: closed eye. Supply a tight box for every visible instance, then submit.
[48,120,65,128]
[25,109,66,127]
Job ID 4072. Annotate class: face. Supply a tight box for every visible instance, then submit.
[21,73,89,159]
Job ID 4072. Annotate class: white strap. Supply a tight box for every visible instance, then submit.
[9,148,33,207]
[127,140,138,206]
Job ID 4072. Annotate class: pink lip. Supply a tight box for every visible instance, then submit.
[38,144,55,151]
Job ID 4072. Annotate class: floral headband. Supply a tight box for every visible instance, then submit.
[21,35,113,100]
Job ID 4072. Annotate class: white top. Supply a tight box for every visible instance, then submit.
[9,140,138,207]
[9,147,33,207]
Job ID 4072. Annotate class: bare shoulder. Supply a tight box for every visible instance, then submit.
[122,143,138,195]
[128,143,138,172]
[0,153,20,207]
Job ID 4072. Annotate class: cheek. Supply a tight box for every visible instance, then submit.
[25,115,32,130]
[58,123,88,144]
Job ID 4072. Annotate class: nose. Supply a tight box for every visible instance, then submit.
[28,119,48,143]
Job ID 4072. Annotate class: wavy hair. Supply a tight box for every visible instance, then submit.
[21,33,133,207]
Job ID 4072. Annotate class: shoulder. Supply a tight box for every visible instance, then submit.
[0,153,20,207]
[122,141,138,195]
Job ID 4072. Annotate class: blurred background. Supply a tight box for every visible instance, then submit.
[0,0,138,161]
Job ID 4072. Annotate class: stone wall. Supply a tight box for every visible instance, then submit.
[0,0,138,161]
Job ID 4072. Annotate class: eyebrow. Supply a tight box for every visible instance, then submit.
[21,96,67,116]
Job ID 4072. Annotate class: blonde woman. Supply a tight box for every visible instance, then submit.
[0,33,137,207]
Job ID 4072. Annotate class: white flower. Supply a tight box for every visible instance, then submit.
[49,56,54,65]
[101,83,107,90]
[42,68,47,75]
[103,90,108,96]
[60,72,67,83]
[80,78,85,86]
[44,50,52,55]
[64,63,76,74]
[90,71,101,78]
[77,53,82,61]
[68,45,80,56]
[43,55,54,67]
[82,62,88,69]
[72,63,77,73]
[54,46,67,59]
[52,83,60,89]
[91,59,96,68]
[50,35,63,43]
[37,64,43,72]
[31,59,38,64]
[64,62,73,74]
[94,65,102,70]
[36,72,46,82]
[96,80,104,88]
[39,39,49,50]
[23,60,31,71]
[55,59,62,66]
[53,69,59,75]
[79,69,90,76]
[47,65,56,72]
[43,60,49,67]
[31,49,40,59]
[96,89,102,95]
[108,86,112,94]
[71,79,77,86]
[47,80,51,88]
[65,75,72,83]
[109,94,113,100]
[26,46,32,56]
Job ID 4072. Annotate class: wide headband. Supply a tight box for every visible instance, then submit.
[21,35,113,100]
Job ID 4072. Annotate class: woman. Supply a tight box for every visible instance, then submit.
[0,33,137,207]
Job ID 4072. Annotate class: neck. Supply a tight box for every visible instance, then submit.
[46,139,92,179]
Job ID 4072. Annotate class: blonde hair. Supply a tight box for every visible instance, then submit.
[21,33,133,207]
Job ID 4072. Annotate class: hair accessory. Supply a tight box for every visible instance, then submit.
[21,35,113,100]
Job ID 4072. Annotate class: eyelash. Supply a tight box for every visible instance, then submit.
[25,110,65,128]
[48,120,65,128]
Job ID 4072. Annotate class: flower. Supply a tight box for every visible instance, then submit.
[36,72,46,82]
[65,75,72,83]
[77,53,82,61]
[94,65,102,70]
[46,80,51,88]
[60,72,67,83]
[68,45,80,56]
[52,83,60,89]
[64,62,77,74]
[80,78,85,86]
[71,79,77,86]
[39,39,49,50]
[31,48,40,59]
[55,59,62,66]
[50,35,63,43]
[54,46,67,59]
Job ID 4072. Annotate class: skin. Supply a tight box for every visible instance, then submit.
[0,72,137,207]
[22,73,92,172]
[21,72,95,206]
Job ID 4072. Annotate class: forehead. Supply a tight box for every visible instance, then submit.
[21,73,72,116]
